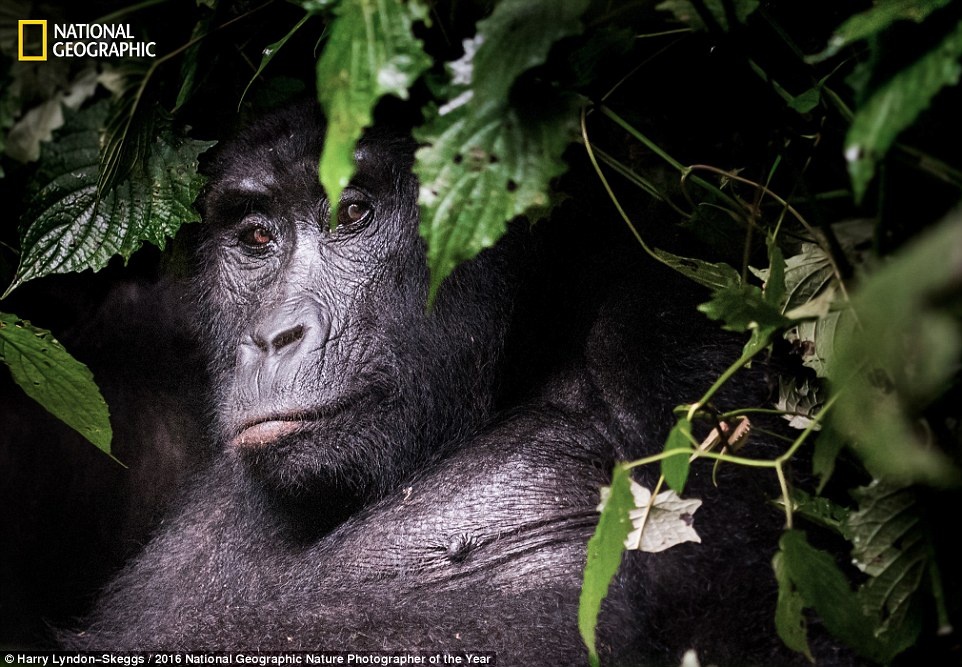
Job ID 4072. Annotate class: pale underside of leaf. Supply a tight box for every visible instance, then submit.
[617,480,702,553]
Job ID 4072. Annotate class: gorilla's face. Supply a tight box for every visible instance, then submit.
[193,106,511,499]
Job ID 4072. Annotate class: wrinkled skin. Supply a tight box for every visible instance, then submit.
[193,115,513,516]
[65,105,856,666]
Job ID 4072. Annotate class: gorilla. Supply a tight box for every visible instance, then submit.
[63,103,853,666]
[1,264,210,645]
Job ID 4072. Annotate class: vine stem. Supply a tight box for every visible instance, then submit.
[580,105,660,262]
[597,105,743,212]
[687,163,852,303]
[582,102,840,529]
[627,392,839,529]
[685,340,769,423]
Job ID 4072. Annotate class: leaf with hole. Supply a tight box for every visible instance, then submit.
[618,480,701,553]
[652,248,741,291]
[415,98,578,305]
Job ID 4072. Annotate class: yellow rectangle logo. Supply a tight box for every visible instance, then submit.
[18,20,47,61]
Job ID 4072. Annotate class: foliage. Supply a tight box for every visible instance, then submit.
[0,312,113,456]
[315,0,430,224]
[413,0,588,303]
[5,101,213,296]
[579,462,632,667]
[1,0,960,662]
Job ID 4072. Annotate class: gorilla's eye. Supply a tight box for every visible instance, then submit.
[239,224,273,248]
[338,201,372,227]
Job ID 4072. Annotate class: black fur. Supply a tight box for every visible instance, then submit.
[63,104,856,666]
[1,268,209,646]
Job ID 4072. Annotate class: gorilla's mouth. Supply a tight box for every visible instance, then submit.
[230,419,307,450]
[227,387,385,450]
[229,396,366,450]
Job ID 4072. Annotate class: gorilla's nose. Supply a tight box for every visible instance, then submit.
[255,322,306,355]
[246,298,330,361]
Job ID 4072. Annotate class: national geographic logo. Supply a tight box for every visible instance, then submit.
[17,20,157,61]
[17,20,46,60]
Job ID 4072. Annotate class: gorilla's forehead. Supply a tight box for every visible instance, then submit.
[205,104,413,202]
[207,151,406,217]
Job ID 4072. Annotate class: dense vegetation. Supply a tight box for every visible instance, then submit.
[1,0,960,663]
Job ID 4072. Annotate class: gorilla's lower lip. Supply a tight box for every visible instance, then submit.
[231,420,306,449]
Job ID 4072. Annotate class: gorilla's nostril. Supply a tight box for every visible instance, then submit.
[270,324,305,352]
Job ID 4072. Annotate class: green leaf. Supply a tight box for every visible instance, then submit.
[698,238,791,359]
[764,242,832,313]
[772,551,812,662]
[414,98,578,304]
[4,98,64,164]
[827,210,962,485]
[699,283,790,359]
[821,0,953,59]
[471,0,590,103]
[315,0,430,224]
[779,530,895,663]
[412,0,591,302]
[651,248,741,291]
[846,17,962,202]
[98,63,155,195]
[579,463,633,667]
[775,377,823,431]
[4,102,213,296]
[661,417,693,494]
[763,234,786,308]
[787,87,820,114]
[793,307,857,378]
[757,220,872,317]
[846,482,926,653]
[697,283,791,333]
[811,422,847,492]
[786,488,850,535]
[0,312,113,455]
[174,7,217,112]
[240,12,314,109]
[656,0,759,31]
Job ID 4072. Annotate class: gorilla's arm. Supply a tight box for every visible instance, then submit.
[66,371,618,662]
[64,355,819,666]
